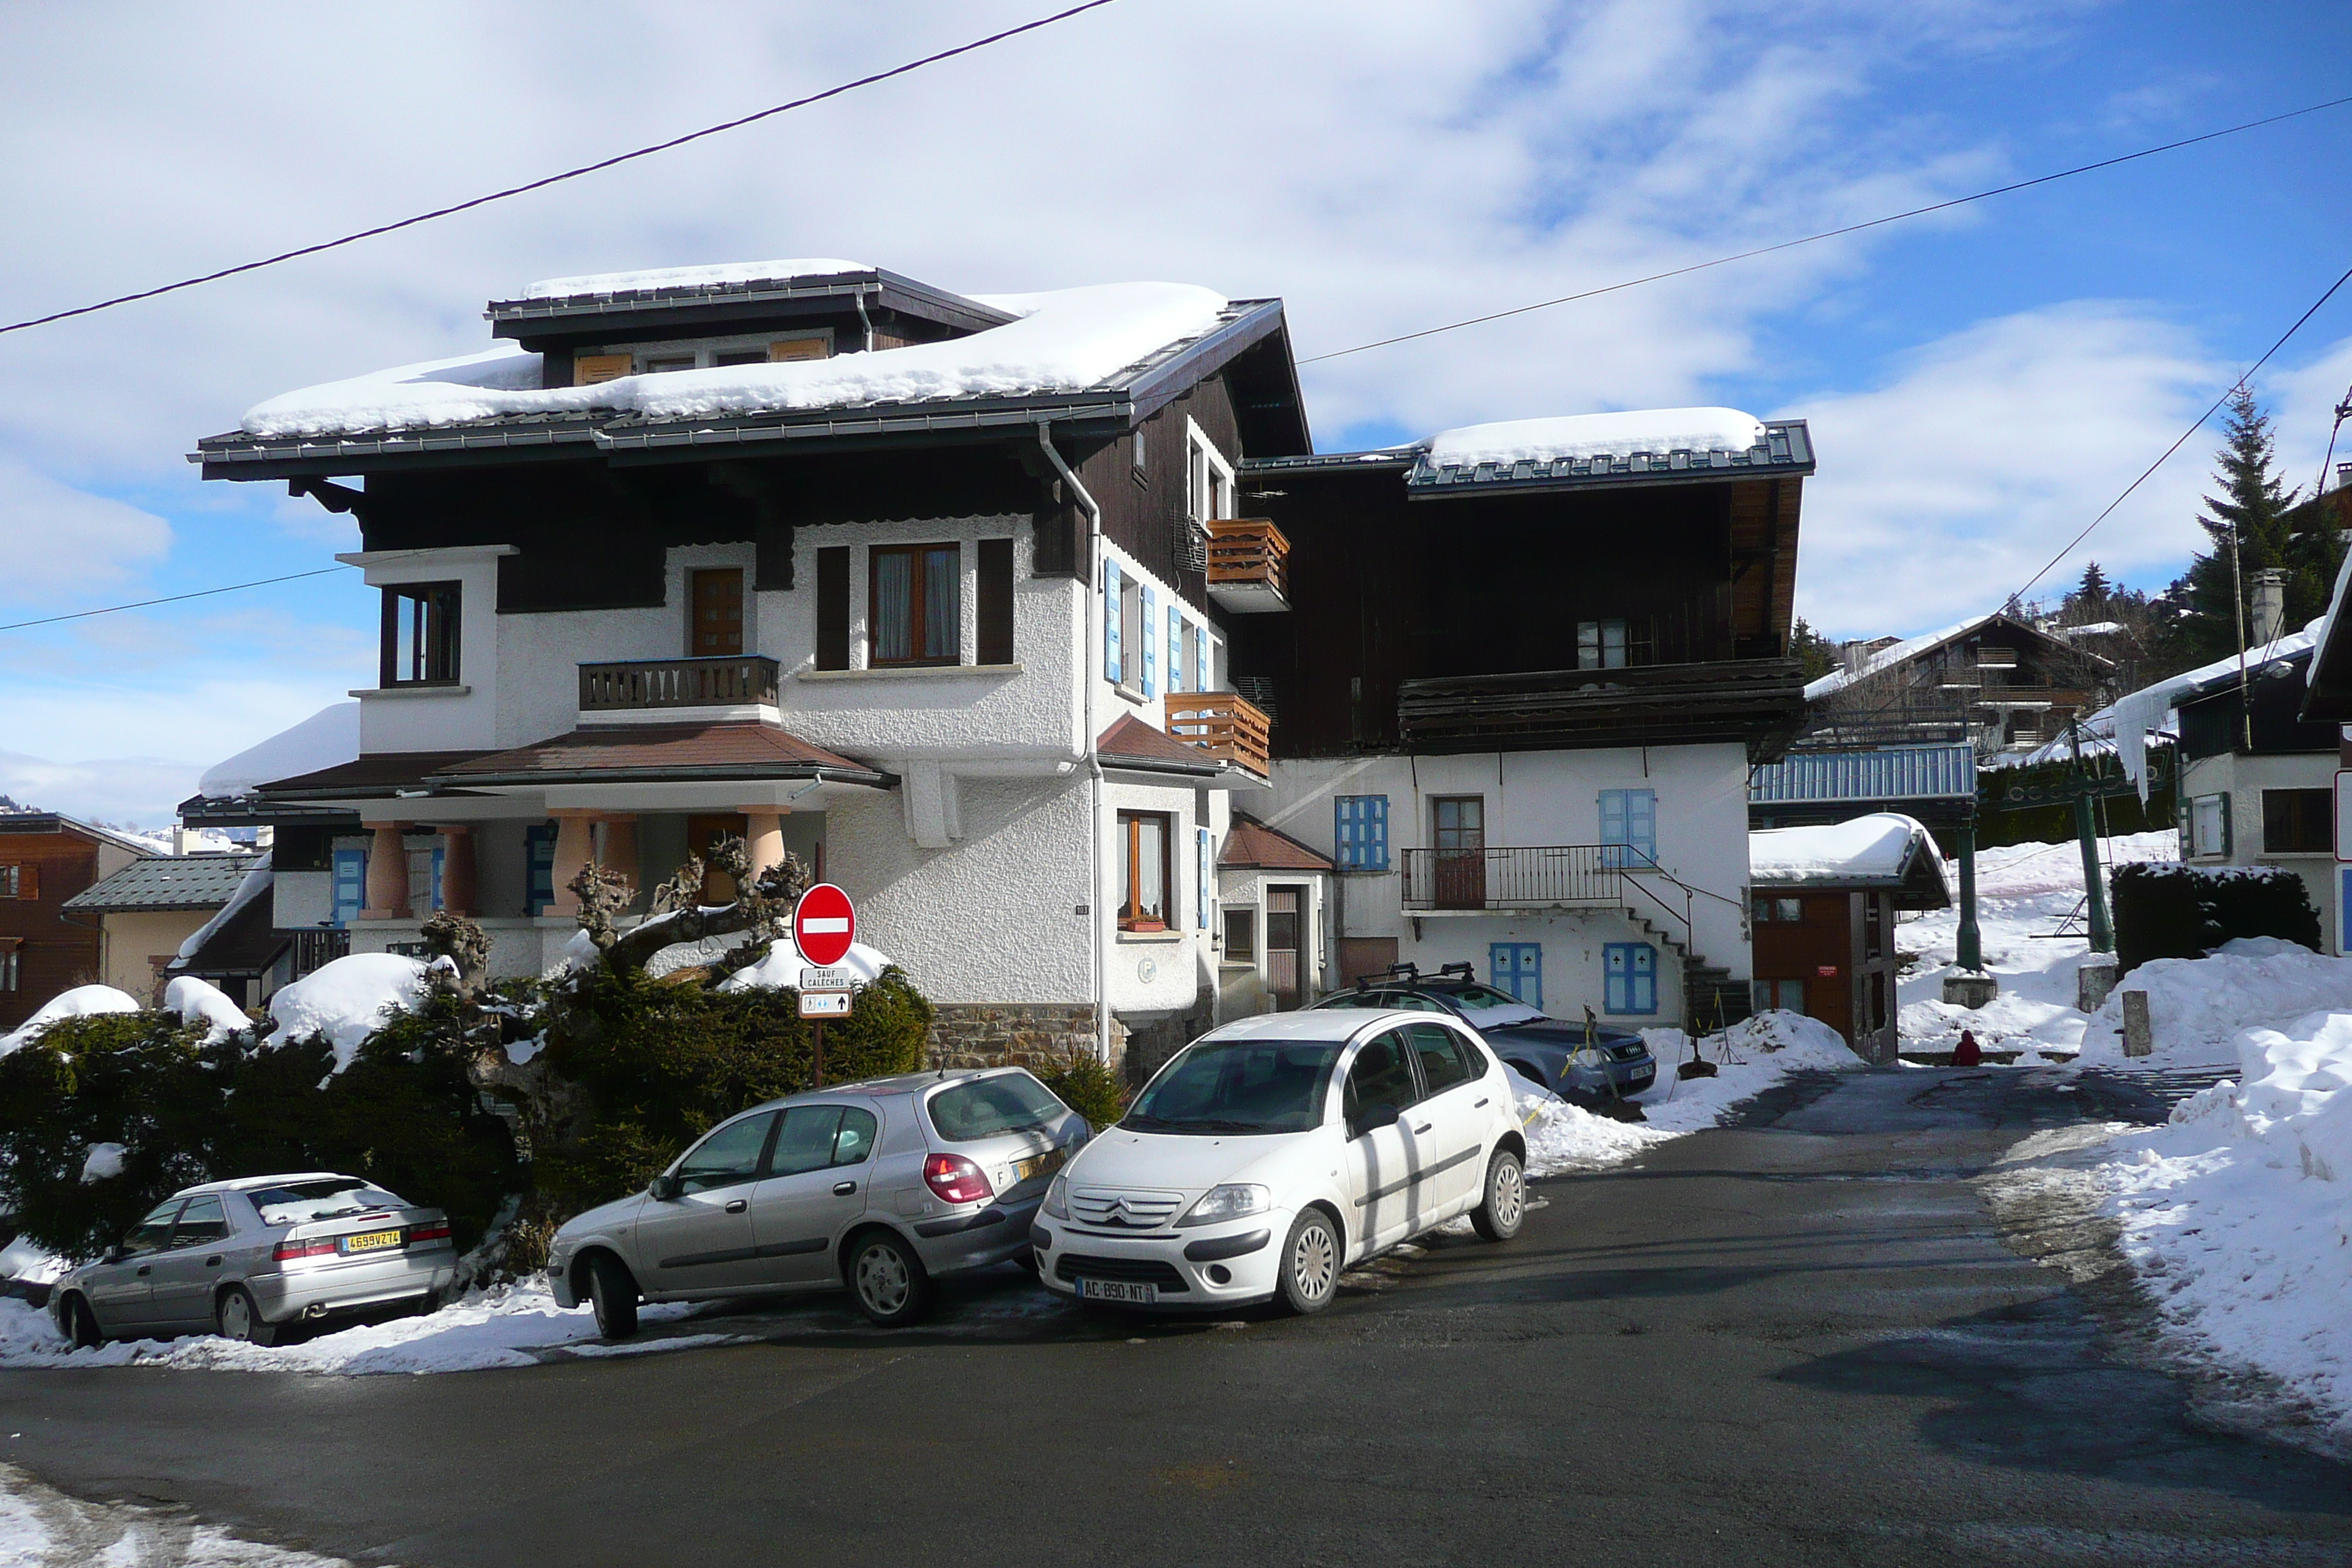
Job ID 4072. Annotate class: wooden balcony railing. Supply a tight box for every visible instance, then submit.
[1205,519,1291,613]
[580,655,781,712]
[1166,690,1272,776]
[1400,845,1626,911]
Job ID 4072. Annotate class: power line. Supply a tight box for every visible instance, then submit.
[0,0,1121,339]
[0,567,348,632]
[2007,257,2352,606]
[1297,93,2352,365]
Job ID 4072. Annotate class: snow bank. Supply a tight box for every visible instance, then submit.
[1751,812,1934,883]
[720,939,894,992]
[0,984,141,1056]
[1639,1011,1866,1131]
[197,701,361,797]
[79,1143,124,1183]
[165,973,251,1043]
[242,282,1229,438]
[1425,407,1764,468]
[0,1460,357,1567]
[524,257,872,298]
[173,859,271,960]
[0,1238,64,1286]
[1507,1065,1666,1175]
[265,952,430,1068]
[2075,948,2352,1070]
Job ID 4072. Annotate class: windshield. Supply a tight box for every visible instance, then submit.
[927,1073,1067,1142]
[1442,984,1539,1014]
[1123,1039,1344,1135]
[246,1179,408,1228]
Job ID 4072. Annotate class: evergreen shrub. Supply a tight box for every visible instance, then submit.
[2111,862,2321,976]
[1034,1049,1128,1131]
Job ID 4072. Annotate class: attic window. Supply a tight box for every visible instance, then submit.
[571,331,833,384]
[382,582,461,686]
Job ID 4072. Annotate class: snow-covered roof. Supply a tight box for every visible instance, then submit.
[233,282,1231,442]
[2054,620,2125,638]
[1803,614,1996,702]
[195,703,362,799]
[2108,617,2324,796]
[1749,812,1949,906]
[522,258,872,300]
[1425,408,1765,468]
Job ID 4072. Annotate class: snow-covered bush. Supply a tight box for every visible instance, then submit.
[0,984,142,1057]
[2112,862,2321,976]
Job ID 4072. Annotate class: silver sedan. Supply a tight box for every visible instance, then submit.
[50,1173,458,1348]
[549,1066,1090,1333]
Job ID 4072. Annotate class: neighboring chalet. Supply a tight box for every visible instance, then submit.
[1749,813,1949,1063]
[0,814,157,1029]
[60,851,265,1004]
[187,261,1822,1063]
[1803,612,2117,760]
[1229,407,1814,1028]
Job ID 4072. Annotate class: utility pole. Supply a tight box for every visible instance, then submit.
[2068,721,2114,955]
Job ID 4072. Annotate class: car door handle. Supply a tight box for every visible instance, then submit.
[1474,1098,1490,1109]
[832,1181,857,1196]
[1411,1122,1433,1135]
[135,1265,151,1276]
[206,1256,223,1267]
[725,1199,748,1214]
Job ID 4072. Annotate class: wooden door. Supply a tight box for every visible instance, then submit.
[1266,887,1303,1009]
[1432,796,1486,910]
[690,569,745,657]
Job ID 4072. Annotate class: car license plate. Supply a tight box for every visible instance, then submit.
[342,1229,402,1254]
[1016,1147,1068,1184]
[1076,1278,1158,1305]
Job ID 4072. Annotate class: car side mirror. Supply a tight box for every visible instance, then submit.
[1349,1102,1401,1139]
[649,1174,682,1202]
[105,1248,129,1265]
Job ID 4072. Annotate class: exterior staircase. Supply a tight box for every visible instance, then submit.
[1622,903,1752,1036]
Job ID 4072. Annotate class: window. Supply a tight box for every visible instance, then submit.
[0,941,16,993]
[1335,795,1391,872]
[574,335,830,383]
[0,864,27,899]
[521,832,553,919]
[1578,619,1627,670]
[1408,1022,1477,1095]
[816,547,851,671]
[1166,603,1186,694]
[1599,788,1657,870]
[120,1201,184,1258]
[870,544,960,666]
[1864,899,1885,960]
[2189,793,2231,858]
[927,1074,1069,1141]
[1117,572,1145,693]
[2264,788,2332,853]
[380,582,461,686]
[1196,826,1213,930]
[1752,896,1803,924]
[407,843,445,913]
[1343,1030,1420,1136]
[1490,943,1542,1009]
[674,1112,778,1194]
[1223,907,1257,961]
[1753,979,1806,1014]
[833,1107,879,1166]
[769,1106,848,1178]
[1187,427,1234,526]
[1133,423,1148,475]
[1603,943,1657,1014]
[1119,812,1171,930]
[170,1196,231,1249]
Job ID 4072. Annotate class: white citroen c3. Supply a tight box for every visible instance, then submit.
[1030,1010,1528,1314]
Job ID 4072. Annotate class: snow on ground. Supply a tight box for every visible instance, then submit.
[263,952,431,1066]
[0,984,141,1057]
[1897,829,2178,1058]
[0,1283,715,1376]
[0,1460,355,1567]
[0,1240,63,1287]
[2072,945,2352,1071]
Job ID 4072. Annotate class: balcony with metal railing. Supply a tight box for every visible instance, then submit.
[578,655,781,715]
[1205,519,1291,614]
[1166,690,1273,776]
[1399,845,1629,911]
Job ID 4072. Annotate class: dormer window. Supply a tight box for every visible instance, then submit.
[572,331,833,385]
[382,582,461,686]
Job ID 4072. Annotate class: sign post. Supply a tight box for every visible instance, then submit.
[794,884,857,1088]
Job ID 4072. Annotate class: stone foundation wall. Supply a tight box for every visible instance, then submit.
[927,1003,1116,1072]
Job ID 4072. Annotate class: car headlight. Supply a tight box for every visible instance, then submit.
[1042,1170,1071,1221]
[1175,1183,1272,1228]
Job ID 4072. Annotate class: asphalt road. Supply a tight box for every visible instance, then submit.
[6,1067,2351,1568]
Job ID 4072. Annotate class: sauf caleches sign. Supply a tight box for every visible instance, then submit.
[794,884,856,1032]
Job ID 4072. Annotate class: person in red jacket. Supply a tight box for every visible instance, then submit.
[1953,1028,1983,1067]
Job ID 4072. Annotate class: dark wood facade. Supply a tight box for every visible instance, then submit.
[0,817,137,1030]
[1749,889,1900,1064]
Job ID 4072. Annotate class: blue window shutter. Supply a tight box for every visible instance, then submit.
[1603,943,1657,1014]
[1629,789,1656,867]
[1335,795,1392,872]
[1167,606,1186,694]
[1366,795,1389,870]
[1197,624,1213,691]
[1599,790,1627,869]
[1335,797,1357,869]
[430,845,446,911]
[525,825,555,916]
[1140,584,1158,698]
[330,849,366,929]
[1103,559,1122,685]
[1196,826,1213,929]
[1490,943,1541,1009]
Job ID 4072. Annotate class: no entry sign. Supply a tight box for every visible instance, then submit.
[794,883,856,968]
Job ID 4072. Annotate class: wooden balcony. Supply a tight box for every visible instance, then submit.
[1166,691,1272,776]
[1205,519,1291,614]
[579,655,780,713]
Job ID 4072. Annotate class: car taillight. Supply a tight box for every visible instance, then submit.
[924,1153,994,1205]
[274,1237,337,1262]
[407,1224,451,1244]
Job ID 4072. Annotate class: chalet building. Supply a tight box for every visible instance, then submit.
[0,814,155,1029]
[1748,813,1949,1063]
[1225,410,1814,1028]
[188,260,1825,1061]
[1803,612,2117,758]
[59,851,265,1003]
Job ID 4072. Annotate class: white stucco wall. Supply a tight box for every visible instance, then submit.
[2176,749,2340,952]
[347,547,510,753]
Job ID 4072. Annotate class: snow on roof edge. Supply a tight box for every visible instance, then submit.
[521,258,875,299]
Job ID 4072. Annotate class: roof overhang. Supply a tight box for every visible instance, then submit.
[484,267,1018,347]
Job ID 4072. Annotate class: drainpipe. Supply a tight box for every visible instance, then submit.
[853,290,875,354]
[1038,423,1111,1065]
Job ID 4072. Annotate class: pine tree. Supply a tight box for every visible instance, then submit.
[2068,561,2110,610]
[2164,388,2337,663]
[1788,617,1837,681]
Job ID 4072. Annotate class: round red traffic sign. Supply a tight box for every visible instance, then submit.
[793,883,856,968]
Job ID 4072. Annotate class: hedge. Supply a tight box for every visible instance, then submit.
[2111,862,2322,976]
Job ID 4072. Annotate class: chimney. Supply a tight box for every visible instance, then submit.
[2250,568,2287,647]
[170,825,188,856]
[1840,640,1873,676]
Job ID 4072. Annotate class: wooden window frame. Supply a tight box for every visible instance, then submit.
[380,581,462,687]
[0,864,19,898]
[868,543,962,668]
[0,944,16,993]
[2262,787,2332,854]
[1223,906,1257,962]
[1118,811,1173,931]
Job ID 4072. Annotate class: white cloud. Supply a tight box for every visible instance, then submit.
[0,752,208,829]
[1784,303,2223,636]
[0,459,171,603]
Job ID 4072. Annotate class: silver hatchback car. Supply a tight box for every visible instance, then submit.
[50,1172,458,1349]
[549,1066,1089,1333]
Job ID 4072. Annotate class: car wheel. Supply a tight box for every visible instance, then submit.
[848,1230,932,1328]
[63,1294,103,1351]
[216,1285,282,1347]
[1277,1208,1341,1316]
[585,1252,639,1340]
[1471,1148,1526,1243]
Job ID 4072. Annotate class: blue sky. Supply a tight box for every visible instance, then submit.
[1,0,2348,826]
